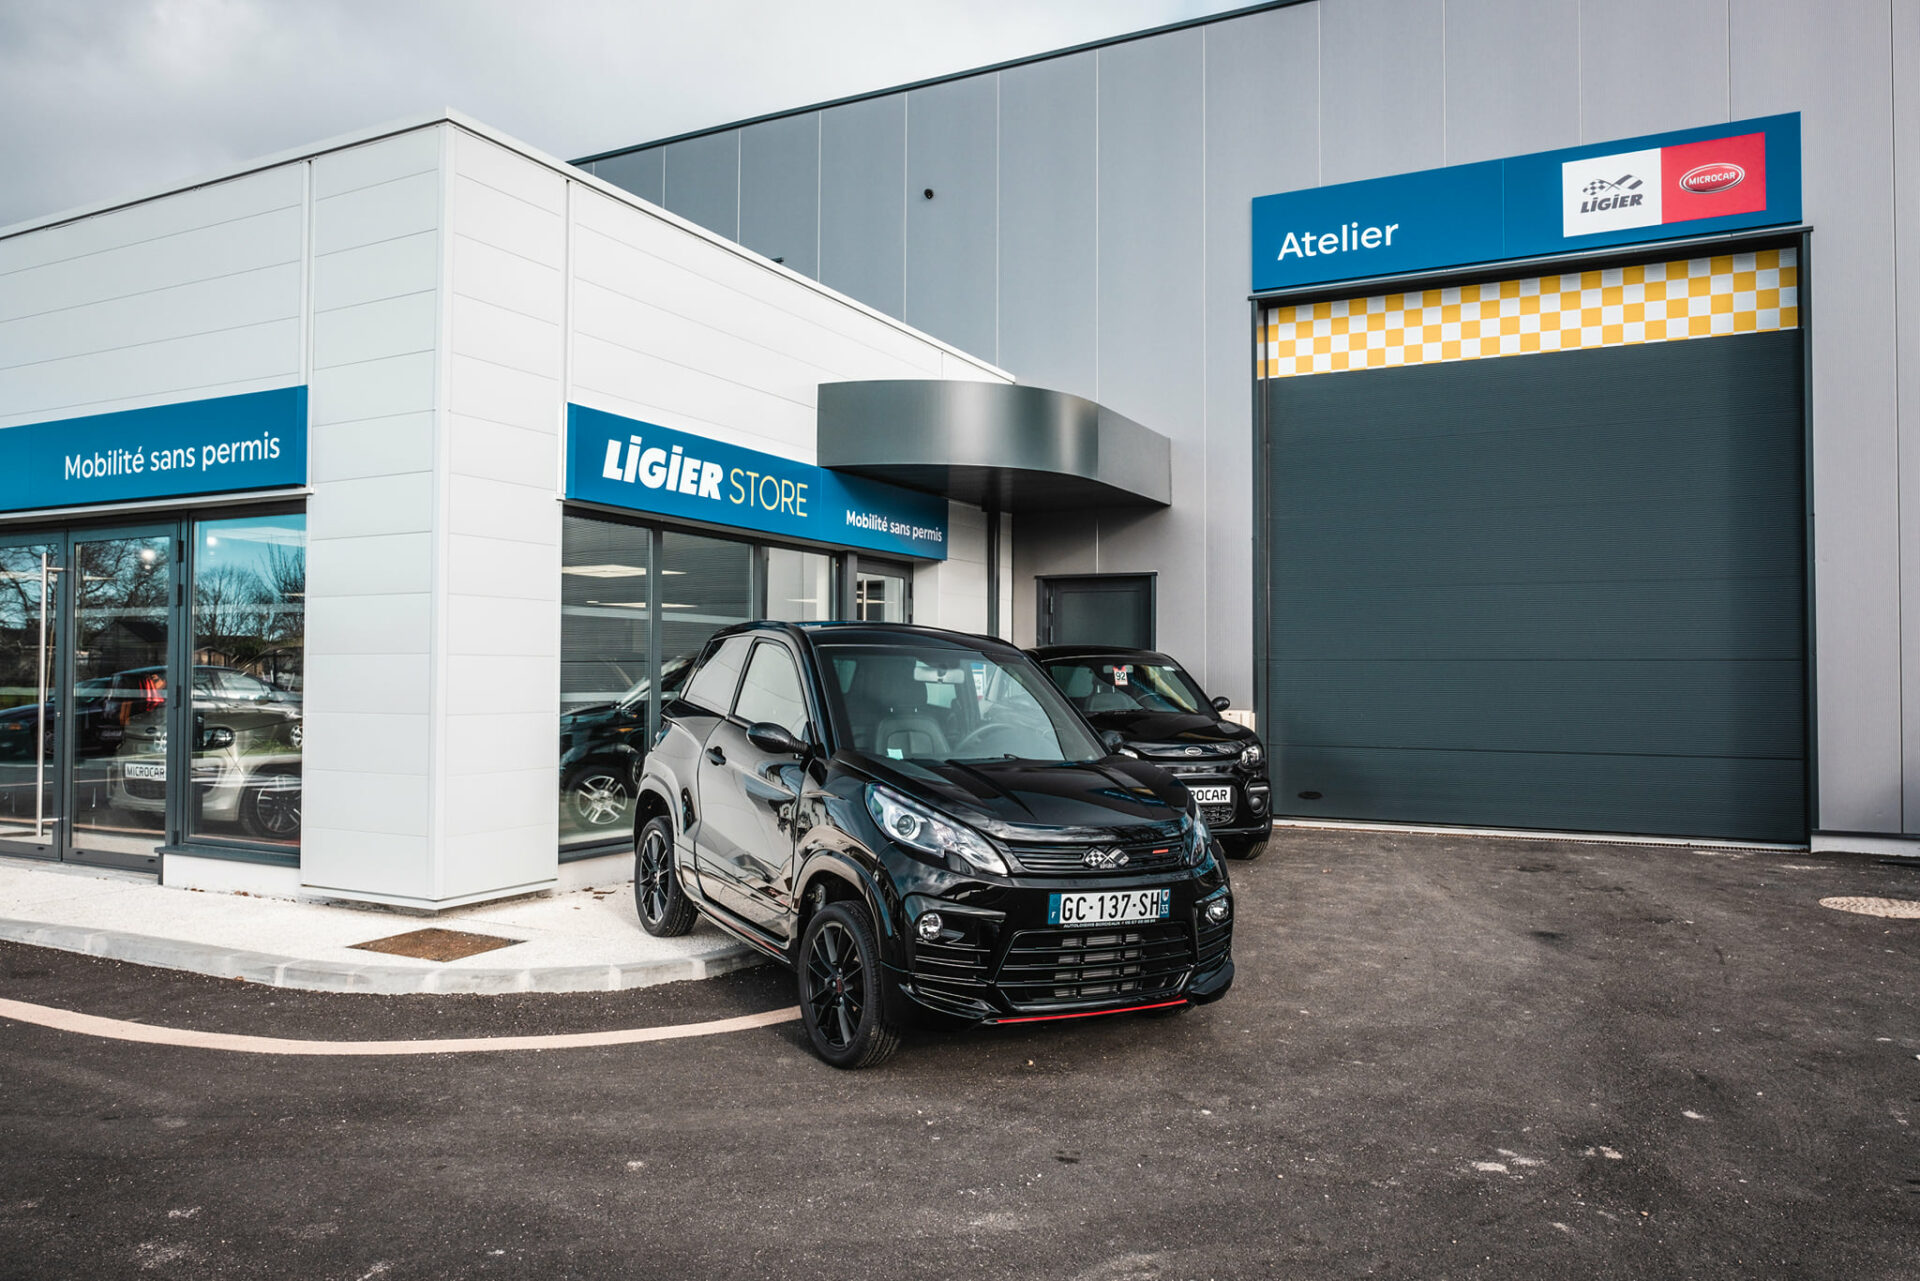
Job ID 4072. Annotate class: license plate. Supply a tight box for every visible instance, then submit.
[123,762,165,781]
[1189,785,1233,805]
[1049,889,1172,927]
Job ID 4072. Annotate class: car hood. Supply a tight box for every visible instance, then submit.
[849,753,1188,839]
[1078,708,1253,748]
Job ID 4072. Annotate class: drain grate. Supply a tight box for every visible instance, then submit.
[1818,896,1920,920]
[349,928,523,961]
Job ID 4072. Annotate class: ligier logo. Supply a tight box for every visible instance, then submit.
[1562,148,1663,235]
[1579,173,1647,212]
[1679,162,1744,194]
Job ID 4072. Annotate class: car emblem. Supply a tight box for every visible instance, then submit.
[1083,847,1128,870]
[1679,162,1744,194]
[1184,746,1204,757]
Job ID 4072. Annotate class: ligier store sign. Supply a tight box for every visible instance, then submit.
[566,404,947,560]
[1252,115,1800,292]
[0,387,308,513]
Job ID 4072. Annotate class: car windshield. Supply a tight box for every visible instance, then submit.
[1044,657,1210,717]
[817,639,1104,766]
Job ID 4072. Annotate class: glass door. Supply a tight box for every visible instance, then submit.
[0,541,60,857]
[66,529,174,869]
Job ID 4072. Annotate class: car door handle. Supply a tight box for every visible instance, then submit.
[706,746,726,765]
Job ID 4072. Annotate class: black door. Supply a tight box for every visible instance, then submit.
[692,640,812,936]
[1038,574,1155,648]
[1264,328,1806,842]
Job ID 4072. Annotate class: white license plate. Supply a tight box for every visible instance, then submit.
[1049,889,1172,927]
[1189,785,1233,805]
[123,762,165,781]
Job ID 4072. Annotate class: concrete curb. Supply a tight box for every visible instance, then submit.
[0,918,763,994]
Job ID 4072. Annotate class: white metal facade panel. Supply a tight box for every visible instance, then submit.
[0,165,303,427]
[1899,0,1920,833]
[1316,0,1446,185]
[1441,0,1580,164]
[301,129,445,902]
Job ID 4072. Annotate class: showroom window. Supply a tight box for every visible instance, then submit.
[188,513,305,851]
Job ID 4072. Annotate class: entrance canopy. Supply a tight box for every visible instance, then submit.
[816,381,1171,511]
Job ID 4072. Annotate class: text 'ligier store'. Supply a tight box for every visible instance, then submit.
[0,114,1183,909]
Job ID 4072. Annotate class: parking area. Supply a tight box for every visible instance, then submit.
[1,827,1915,1280]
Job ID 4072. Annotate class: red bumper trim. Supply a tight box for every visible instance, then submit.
[986,998,1188,1025]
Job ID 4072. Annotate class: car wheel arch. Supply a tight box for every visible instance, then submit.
[793,851,898,961]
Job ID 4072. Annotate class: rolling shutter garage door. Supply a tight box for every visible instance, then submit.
[1261,249,1805,843]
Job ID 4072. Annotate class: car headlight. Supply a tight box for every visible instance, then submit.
[865,784,1008,876]
[1117,745,1140,759]
[1186,810,1214,867]
[1241,743,1264,768]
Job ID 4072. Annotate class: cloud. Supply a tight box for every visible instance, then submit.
[0,0,1240,228]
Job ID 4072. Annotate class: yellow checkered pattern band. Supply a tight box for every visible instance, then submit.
[1260,248,1799,379]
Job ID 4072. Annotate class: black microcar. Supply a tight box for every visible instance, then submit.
[631,622,1235,1068]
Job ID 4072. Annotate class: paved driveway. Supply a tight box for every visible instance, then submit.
[1,829,1915,1279]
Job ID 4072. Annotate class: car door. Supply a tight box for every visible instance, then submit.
[676,634,754,909]
[694,638,814,938]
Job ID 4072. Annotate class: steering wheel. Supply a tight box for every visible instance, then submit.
[953,721,1026,757]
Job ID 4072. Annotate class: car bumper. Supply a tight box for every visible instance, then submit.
[886,872,1234,1027]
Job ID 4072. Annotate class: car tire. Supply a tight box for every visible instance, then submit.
[1225,836,1268,861]
[564,763,634,832]
[634,815,696,937]
[798,901,901,1070]
[240,769,302,841]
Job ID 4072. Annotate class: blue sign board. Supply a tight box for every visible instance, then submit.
[1252,114,1801,293]
[0,386,308,514]
[565,404,949,560]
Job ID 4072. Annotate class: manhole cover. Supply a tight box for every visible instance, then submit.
[349,928,523,961]
[1819,896,1920,920]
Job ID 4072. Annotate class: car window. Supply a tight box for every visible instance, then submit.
[219,671,272,700]
[682,635,751,714]
[732,642,810,739]
[1044,658,1207,716]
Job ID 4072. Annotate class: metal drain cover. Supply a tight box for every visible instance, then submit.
[1819,896,1920,920]
[349,928,523,961]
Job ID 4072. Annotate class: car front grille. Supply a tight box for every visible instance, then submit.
[996,923,1194,1010]
[908,936,993,1016]
[123,777,165,801]
[1005,836,1188,876]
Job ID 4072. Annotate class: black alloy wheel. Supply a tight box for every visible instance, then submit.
[799,901,900,1069]
[634,814,695,936]
[241,770,302,840]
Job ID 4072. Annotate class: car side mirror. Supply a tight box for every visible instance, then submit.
[747,722,810,757]
[200,726,235,751]
[1100,729,1126,753]
[1211,695,1231,712]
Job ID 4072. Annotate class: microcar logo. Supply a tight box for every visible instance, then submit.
[1679,163,1744,194]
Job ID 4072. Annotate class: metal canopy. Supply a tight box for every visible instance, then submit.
[816,381,1172,512]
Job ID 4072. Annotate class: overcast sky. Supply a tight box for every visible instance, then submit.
[0,0,1250,228]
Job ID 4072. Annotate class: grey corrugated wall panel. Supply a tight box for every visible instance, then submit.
[1899,0,1920,832]
[820,96,905,319]
[1734,0,1901,833]
[1200,3,1319,706]
[904,74,999,361]
[1094,28,1207,688]
[1442,0,1580,163]
[997,51,1098,402]
[1268,330,1806,843]
[740,113,820,278]
[1010,510,1099,647]
[1318,0,1444,184]
[592,148,664,206]
[663,131,740,241]
[1577,0,1730,141]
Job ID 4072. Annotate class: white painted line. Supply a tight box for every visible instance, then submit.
[0,995,799,1056]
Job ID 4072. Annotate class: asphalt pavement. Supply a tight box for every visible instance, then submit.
[1,829,1915,1280]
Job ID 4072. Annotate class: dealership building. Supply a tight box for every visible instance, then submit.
[2,0,1916,910]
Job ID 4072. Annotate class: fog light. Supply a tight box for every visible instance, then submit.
[1205,898,1230,924]
[916,912,944,942]
[1248,788,1270,815]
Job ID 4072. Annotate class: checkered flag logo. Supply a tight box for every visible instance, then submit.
[1583,174,1644,197]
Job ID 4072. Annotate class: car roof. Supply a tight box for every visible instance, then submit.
[708,619,1026,657]
[1029,644,1178,665]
